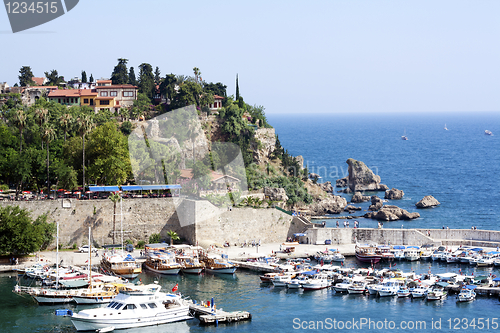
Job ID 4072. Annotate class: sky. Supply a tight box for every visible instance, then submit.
[1,0,500,114]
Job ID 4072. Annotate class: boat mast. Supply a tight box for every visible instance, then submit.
[120,194,123,254]
[88,226,92,288]
[56,220,59,289]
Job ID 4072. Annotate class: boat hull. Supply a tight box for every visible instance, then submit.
[205,267,237,274]
[72,295,115,304]
[33,295,74,304]
[355,254,381,263]
[144,264,181,275]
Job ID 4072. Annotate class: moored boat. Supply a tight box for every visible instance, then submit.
[101,252,142,279]
[355,245,382,264]
[457,286,476,302]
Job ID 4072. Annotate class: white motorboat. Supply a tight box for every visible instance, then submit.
[378,280,401,297]
[347,278,367,294]
[272,274,293,287]
[457,287,476,302]
[302,273,330,291]
[444,124,448,130]
[426,285,447,301]
[485,130,493,136]
[431,252,443,261]
[436,273,457,282]
[419,250,433,260]
[404,248,420,261]
[71,283,192,331]
[397,285,411,298]
[333,278,352,293]
[367,283,383,296]
[410,285,429,298]
[287,275,310,289]
[392,247,406,260]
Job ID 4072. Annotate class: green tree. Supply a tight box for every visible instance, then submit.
[42,123,56,195]
[160,74,177,105]
[111,58,129,85]
[76,115,94,190]
[128,67,137,86]
[59,113,72,142]
[18,66,35,87]
[13,108,27,153]
[149,233,160,244]
[52,160,77,190]
[166,230,179,246]
[193,67,201,84]
[81,70,87,83]
[138,63,155,101]
[235,74,239,101]
[44,69,64,86]
[203,82,227,97]
[109,192,122,244]
[34,107,48,149]
[0,206,55,255]
[154,66,161,84]
[89,74,94,83]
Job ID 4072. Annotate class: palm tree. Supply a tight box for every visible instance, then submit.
[59,113,72,142]
[34,107,48,148]
[109,192,122,244]
[42,123,56,197]
[167,230,180,246]
[77,115,94,191]
[14,108,27,153]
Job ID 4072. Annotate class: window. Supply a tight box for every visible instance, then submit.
[83,98,89,104]
[90,99,94,106]
[100,100,110,105]
[123,91,134,97]
[70,98,73,103]
[148,303,157,308]
[100,91,108,97]
[125,304,137,310]
[58,98,61,103]
[110,91,117,97]
[140,304,148,309]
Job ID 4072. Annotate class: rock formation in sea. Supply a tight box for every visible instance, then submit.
[308,195,347,216]
[416,195,440,208]
[385,188,404,200]
[351,192,370,203]
[368,196,383,211]
[336,176,348,187]
[364,205,420,221]
[344,205,362,212]
[345,158,389,192]
[319,181,334,193]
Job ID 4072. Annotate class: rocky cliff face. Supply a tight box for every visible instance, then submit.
[346,158,388,192]
[364,205,420,221]
[264,187,289,202]
[308,195,347,215]
[252,128,276,164]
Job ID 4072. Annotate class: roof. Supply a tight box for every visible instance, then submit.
[48,89,81,97]
[95,85,137,89]
[213,94,224,99]
[96,80,112,83]
[88,186,120,192]
[31,77,45,86]
[79,89,97,96]
[26,86,58,90]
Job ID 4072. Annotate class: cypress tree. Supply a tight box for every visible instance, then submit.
[89,74,94,83]
[111,58,129,85]
[128,67,137,86]
[235,74,239,101]
[81,70,87,83]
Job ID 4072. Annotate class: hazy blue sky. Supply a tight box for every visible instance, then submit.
[1,0,500,114]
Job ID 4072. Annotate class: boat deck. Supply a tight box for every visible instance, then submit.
[188,302,251,325]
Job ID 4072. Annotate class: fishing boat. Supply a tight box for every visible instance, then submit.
[259,272,280,283]
[347,277,367,294]
[101,253,142,279]
[457,286,476,302]
[70,283,192,331]
[287,273,312,289]
[401,129,408,140]
[378,280,401,297]
[397,285,411,298]
[426,283,448,301]
[72,282,123,304]
[143,251,182,275]
[271,274,293,287]
[410,285,429,298]
[302,273,330,291]
[404,247,420,261]
[177,256,205,274]
[200,253,237,274]
[355,245,382,264]
[333,277,352,293]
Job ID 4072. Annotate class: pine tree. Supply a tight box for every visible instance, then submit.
[18,66,35,87]
[235,74,239,101]
[111,58,129,85]
[81,70,87,83]
[128,67,137,86]
[138,63,155,101]
[154,66,161,84]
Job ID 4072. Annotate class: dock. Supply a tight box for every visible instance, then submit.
[188,301,252,325]
[231,260,276,272]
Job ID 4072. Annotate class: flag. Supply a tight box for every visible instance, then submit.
[172,283,178,292]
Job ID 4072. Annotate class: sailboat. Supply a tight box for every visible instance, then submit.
[401,129,408,140]
[444,124,448,130]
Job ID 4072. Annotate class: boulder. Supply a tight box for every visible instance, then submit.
[308,195,347,216]
[416,195,440,208]
[344,205,362,212]
[385,188,404,200]
[364,205,420,221]
[264,187,289,202]
[320,181,334,193]
[336,177,349,188]
[351,192,370,203]
[346,158,389,192]
[369,196,383,211]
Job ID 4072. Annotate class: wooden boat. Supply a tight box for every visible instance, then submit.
[355,245,382,263]
[101,253,142,279]
[177,256,205,274]
[143,252,182,275]
[200,253,237,274]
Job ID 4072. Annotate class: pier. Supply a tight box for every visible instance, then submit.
[188,301,251,325]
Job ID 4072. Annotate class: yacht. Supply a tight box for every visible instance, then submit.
[200,253,237,274]
[143,252,182,275]
[302,273,330,291]
[71,283,192,331]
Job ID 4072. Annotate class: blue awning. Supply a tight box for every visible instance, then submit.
[88,186,120,192]
[294,233,307,237]
[471,248,483,252]
[300,270,318,275]
[121,185,182,191]
[393,246,405,249]
[465,285,477,289]
[121,185,142,191]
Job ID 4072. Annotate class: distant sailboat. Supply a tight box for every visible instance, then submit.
[401,129,408,140]
[444,124,448,130]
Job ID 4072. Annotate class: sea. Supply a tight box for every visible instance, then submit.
[1,112,500,333]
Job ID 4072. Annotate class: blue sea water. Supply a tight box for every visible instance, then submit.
[268,112,500,230]
[2,112,500,333]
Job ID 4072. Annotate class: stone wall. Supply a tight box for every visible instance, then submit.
[0,198,308,248]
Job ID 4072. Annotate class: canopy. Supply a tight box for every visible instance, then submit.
[406,246,420,249]
[300,270,318,276]
[392,246,405,249]
[465,285,477,290]
[59,280,89,288]
[121,185,181,191]
[294,233,307,237]
[493,277,500,282]
[88,186,120,192]
[471,248,483,252]
[436,281,449,287]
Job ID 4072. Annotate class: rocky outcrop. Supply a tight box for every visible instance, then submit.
[385,188,404,200]
[416,195,440,208]
[336,177,348,187]
[252,128,276,164]
[351,192,370,203]
[308,195,347,216]
[346,159,388,192]
[296,155,304,170]
[368,196,383,211]
[344,205,362,212]
[320,181,333,193]
[364,205,420,221]
[264,187,289,202]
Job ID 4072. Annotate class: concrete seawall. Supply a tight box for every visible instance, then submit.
[306,227,500,248]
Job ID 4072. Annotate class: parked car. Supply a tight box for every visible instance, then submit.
[125,244,134,252]
[79,245,98,253]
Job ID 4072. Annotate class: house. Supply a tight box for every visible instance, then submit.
[47,89,81,106]
[0,82,9,93]
[94,84,138,112]
[179,169,241,191]
[23,86,58,105]
[96,80,112,87]
[209,95,224,111]
[31,77,47,86]
[80,89,98,108]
